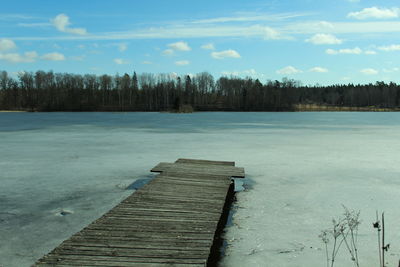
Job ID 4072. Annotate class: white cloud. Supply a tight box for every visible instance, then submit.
[306,33,342,45]
[8,22,290,41]
[0,51,38,63]
[348,7,399,20]
[42,52,65,61]
[142,61,152,64]
[0,14,36,21]
[326,47,362,54]
[262,26,285,40]
[0,21,381,42]
[282,21,335,35]
[162,49,174,56]
[17,22,51,28]
[365,50,377,54]
[51,14,87,35]
[383,67,400,73]
[326,49,337,54]
[168,41,191,51]
[283,21,400,35]
[191,12,309,24]
[0,39,16,51]
[118,43,127,52]
[114,58,129,64]
[309,67,328,73]
[221,69,264,78]
[360,68,379,75]
[175,60,190,66]
[276,66,302,75]
[317,21,334,29]
[296,20,335,33]
[211,49,241,59]
[378,44,400,51]
[201,43,215,50]
[10,14,400,42]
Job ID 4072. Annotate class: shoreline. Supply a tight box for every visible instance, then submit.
[0,110,27,112]
[293,104,400,112]
[0,107,399,113]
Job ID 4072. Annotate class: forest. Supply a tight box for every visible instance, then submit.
[1,70,400,112]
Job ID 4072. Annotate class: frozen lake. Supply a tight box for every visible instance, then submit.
[1,112,400,267]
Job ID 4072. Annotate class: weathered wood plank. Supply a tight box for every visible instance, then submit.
[37,254,208,264]
[120,196,227,208]
[131,191,227,202]
[51,247,211,258]
[68,236,214,246]
[175,158,235,166]
[105,206,224,215]
[34,159,245,266]
[84,222,218,232]
[131,191,227,201]
[104,210,222,219]
[158,172,232,181]
[37,264,205,267]
[141,177,231,188]
[123,194,226,204]
[97,216,218,224]
[63,240,212,250]
[111,204,223,213]
[151,162,245,178]
[136,185,229,195]
[91,217,218,226]
[152,177,231,188]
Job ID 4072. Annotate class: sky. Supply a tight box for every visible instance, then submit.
[1,0,400,85]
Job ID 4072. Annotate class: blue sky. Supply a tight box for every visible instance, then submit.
[1,0,400,85]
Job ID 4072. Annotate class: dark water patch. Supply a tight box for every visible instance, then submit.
[126,174,154,190]
[233,176,255,192]
[234,179,245,192]
[213,176,254,266]
[207,182,235,267]
[225,199,238,228]
[59,210,73,216]
[126,178,151,190]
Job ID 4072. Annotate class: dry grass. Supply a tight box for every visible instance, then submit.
[294,104,400,112]
[319,206,361,267]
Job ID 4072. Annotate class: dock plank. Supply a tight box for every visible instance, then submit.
[175,158,235,166]
[34,159,245,266]
[151,163,245,178]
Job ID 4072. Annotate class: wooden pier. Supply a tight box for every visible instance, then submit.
[35,158,245,266]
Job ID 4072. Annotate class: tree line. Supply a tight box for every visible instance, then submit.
[1,70,400,111]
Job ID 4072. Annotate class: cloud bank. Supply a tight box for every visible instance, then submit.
[211,49,241,59]
[51,14,87,35]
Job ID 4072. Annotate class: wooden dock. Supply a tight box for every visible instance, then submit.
[34,158,245,266]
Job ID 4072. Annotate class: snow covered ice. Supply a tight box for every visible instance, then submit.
[1,112,400,267]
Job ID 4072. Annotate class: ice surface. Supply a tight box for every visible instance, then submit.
[1,112,400,267]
